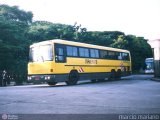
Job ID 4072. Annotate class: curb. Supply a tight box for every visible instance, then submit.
[151,77,160,81]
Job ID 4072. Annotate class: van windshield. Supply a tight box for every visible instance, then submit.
[29,45,53,62]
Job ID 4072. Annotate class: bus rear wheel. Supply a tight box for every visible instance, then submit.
[108,69,116,80]
[66,70,79,85]
[116,69,121,80]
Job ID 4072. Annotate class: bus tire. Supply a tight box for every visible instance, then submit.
[66,70,79,85]
[108,69,116,80]
[123,67,127,76]
[116,69,121,80]
[48,81,57,86]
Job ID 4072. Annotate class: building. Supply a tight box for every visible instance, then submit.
[147,39,160,79]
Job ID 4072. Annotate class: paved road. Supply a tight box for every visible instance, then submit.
[0,75,160,114]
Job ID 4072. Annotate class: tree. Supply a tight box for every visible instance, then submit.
[0,4,33,84]
[125,35,152,71]
[110,35,128,49]
[28,21,77,42]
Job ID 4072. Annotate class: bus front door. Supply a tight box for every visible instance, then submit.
[55,44,66,63]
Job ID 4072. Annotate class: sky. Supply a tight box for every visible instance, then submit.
[0,0,160,40]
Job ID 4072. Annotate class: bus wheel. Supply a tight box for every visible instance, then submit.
[66,70,79,85]
[116,69,121,80]
[48,81,57,86]
[108,69,116,80]
[124,67,127,76]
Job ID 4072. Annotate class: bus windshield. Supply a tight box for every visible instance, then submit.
[29,45,53,62]
[145,58,154,73]
[145,59,154,70]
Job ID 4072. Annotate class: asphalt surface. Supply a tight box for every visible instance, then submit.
[0,75,160,115]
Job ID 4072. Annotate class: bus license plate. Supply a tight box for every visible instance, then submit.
[35,76,40,80]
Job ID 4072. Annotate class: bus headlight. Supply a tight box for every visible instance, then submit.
[45,76,51,80]
[28,76,32,80]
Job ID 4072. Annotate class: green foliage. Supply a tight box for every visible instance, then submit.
[0,4,153,85]
[0,4,33,84]
[125,35,152,71]
[28,21,76,42]
[110,35,128,49]
[0,4,32,24]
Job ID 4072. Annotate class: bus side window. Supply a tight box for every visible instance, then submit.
[67,46,78,57]
[90,49,99,58]
[95,50,99,58]
[55,46,66,62]
[100,50,108,59]
[108,51,115,59]
[122,53,129,61]
[90,49,95,58]
[118,53,123,60]
[114,52,119,60]
[79,48,89,58]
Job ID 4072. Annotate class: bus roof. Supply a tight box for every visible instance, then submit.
[30,39,130,53]
[145,58,153,60]
[145,58,153,62]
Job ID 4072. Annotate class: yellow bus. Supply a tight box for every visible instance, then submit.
[28,39,131,85]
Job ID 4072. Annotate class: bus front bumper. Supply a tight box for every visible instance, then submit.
[27,74,68,83]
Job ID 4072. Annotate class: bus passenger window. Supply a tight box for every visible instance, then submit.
[122,53,130,61]
[67,46,72,56]
[108,51,115,59]
[79,48,89,57]
[95,50,99,58]
[90,49,95,58]
[100,50,108,59]
[118,53,123,60]
[73,47,78,56]
[67,46,78,57]
[90,49,99,58]
[114,52,119,60]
